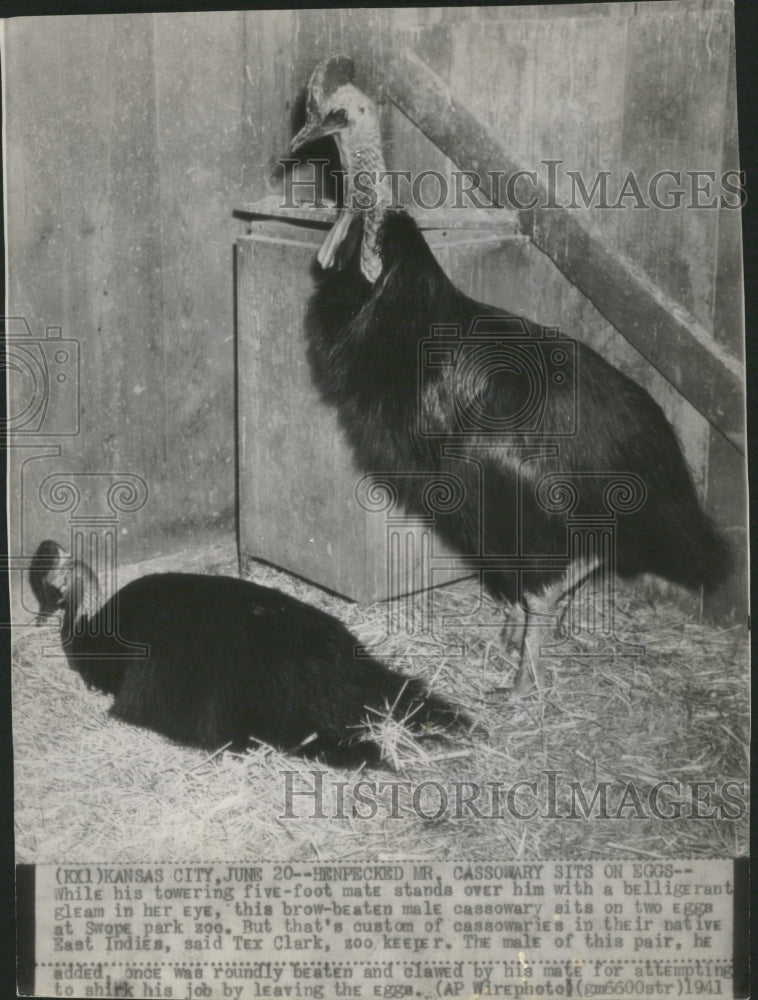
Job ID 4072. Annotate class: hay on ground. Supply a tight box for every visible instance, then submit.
[13,542,749,862]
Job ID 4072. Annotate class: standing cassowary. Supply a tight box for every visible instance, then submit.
[291,55,729,693]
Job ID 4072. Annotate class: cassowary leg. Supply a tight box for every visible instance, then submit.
[513,557,601,696]
[481,600,527,688]
[500,600,528,672]
[513,583,566,697]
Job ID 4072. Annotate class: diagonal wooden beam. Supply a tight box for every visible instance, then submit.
[380,48,745,454]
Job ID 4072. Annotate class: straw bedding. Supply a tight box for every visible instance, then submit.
[13,543,748,862]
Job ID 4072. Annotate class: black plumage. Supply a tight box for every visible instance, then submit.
[292,55,730,689]
[307,210,729,598]
[30,540,463,767]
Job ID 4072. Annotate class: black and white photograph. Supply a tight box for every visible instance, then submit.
[4,3,751,997]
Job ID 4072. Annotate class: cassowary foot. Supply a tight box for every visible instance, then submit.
[508,580,579,697]
[510,618,559,698]
[500,603,532,694]
[480,639,520,690]
[511,633,546,698]
[479,604,528,690]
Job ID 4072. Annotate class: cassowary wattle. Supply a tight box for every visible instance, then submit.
[291,53,391,282]
[292,54,730,694]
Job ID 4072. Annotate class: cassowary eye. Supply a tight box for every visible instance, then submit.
[325,108,349,129]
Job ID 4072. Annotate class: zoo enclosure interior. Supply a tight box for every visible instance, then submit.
[4,3,745,624]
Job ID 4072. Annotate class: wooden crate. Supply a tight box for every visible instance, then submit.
[236,207,522,602]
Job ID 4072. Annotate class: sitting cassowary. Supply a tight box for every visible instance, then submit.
[29,540,463,766]
[291,55,730,692]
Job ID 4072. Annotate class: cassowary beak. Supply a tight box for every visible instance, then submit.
[32,586,65,626]
[35,609,59,627]
[33,586,65,625]
[291,117,337,152]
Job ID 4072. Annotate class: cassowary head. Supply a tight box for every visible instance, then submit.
[30,540,70,620]
[30,539,100,627]
[291,54,378,154]
[291,55,387,279]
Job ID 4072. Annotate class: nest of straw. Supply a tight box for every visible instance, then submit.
[13,543,748,862]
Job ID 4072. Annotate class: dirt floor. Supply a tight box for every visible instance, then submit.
[13,542,749,862]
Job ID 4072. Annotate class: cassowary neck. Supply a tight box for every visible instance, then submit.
[334,115,390,283]
[62,562,102,635]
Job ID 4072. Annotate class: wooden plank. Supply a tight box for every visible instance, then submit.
[620,8,731,330]
[58,14,167,558]
[379,46,745,451]
[4,19,67,325]
[704,19,747,625]
[236,197,520,231]
[454,2,734,18]
[5,16,169,562]
[713,18,745,361]
[703,425,749,624]
[151,12,247,552]
[242,10,299,204]
[4,20,70,564]
[237,234,371,598]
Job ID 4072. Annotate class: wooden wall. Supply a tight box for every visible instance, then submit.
[5,3,745,617]
[6,12,250,565]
